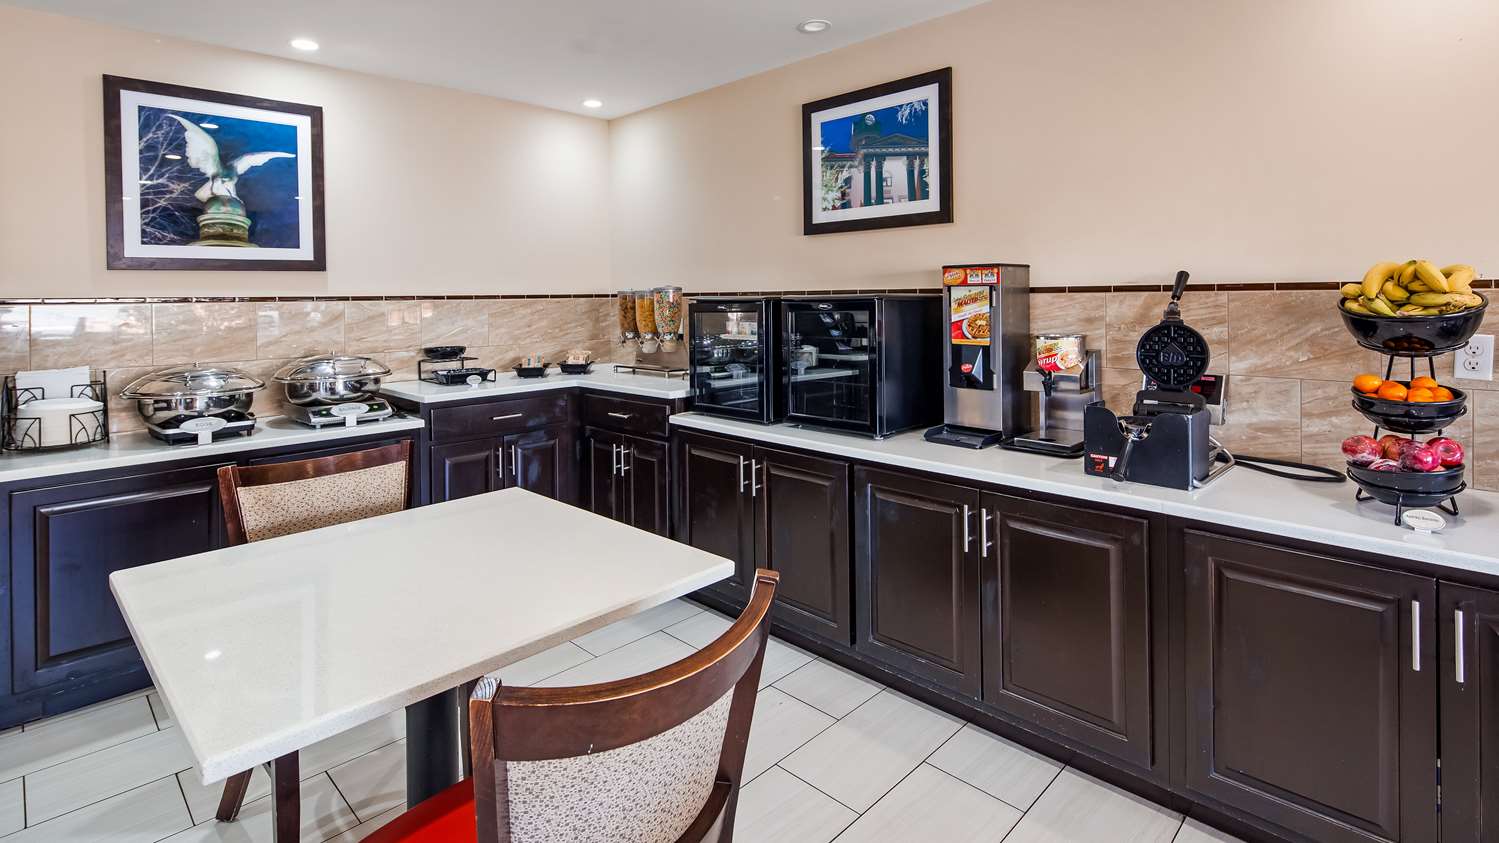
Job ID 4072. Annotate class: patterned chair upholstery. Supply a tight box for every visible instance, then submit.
[232,460,408,542]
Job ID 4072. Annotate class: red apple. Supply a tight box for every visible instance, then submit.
[1378,434,1412,460]
[1401,444,1441,472]
[1341,435,1382,466]
[1426,436,1465,468]
[1368,458,1401,472]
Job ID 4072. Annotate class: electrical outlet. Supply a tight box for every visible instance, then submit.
[1455,334,1494,381]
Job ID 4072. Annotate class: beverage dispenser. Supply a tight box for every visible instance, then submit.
[924,263,1031,448]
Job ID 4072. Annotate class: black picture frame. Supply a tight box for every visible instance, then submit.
[103,74,326,271]
[801,67,953,236]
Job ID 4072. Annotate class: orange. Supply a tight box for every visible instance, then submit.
[1352,373,1384,393]
[1410,376,1439,390]
[1408,388,1436,402]
[1433,386,1455,401]
[1377,381,1409,401]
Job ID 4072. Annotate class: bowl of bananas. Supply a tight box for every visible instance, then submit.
[1338,260,1487,355]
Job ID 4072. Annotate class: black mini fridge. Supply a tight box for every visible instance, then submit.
[781,295,942,438]
[687,297,785,424]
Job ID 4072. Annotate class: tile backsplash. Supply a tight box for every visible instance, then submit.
[1031,288,1498,492]
[0,298,630,434]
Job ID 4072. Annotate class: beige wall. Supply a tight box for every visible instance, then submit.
[0,5,612,298]
[609,0,1499,290]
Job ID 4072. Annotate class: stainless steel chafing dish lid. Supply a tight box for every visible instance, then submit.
[119,364,266,399]
[273,354,392,383]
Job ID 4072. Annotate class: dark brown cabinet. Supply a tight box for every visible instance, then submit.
[8,466,228,700]
[429,426,576,505]
[1182,530,1437,843]
[1440,582,1499,843]
[674,431,756,603]
[853,467,981,697]
[583,427,669,536]
[981,493,1154,768]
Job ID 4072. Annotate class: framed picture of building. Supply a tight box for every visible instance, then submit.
[802,67,952,236]
[103,75,325,270]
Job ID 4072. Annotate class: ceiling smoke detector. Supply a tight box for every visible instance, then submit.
[796,19,831,34]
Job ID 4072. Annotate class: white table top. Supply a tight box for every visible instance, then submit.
[110,488,733,784]
[670,412,1499,579]
[380,367,692,403]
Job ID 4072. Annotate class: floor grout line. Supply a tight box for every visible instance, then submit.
[776,764,864,817]
[17,772,180,833]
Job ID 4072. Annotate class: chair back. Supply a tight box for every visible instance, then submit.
[217,441,412,545]
[468,570,779,843]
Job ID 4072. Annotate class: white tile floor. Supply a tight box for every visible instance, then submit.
[0,599,1247,842]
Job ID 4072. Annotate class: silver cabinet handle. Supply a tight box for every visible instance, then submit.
[962,504,972,551]
[510,445,518,478]
[610,443,619,475]
[620,447,632,475]
[607,412,634,420]
[981,509,992,555]
[492,413,523,421]
[738,456,747,493]
[1456,608,1467,685]
[1412,600,1421,672]
[750,460,761,497]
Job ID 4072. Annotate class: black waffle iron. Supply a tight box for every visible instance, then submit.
[1084,270,1226,490]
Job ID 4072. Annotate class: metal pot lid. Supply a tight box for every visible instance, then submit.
[120,364,266,399]
[273,354,392,383]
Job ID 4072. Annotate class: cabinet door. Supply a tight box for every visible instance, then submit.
[429,438,499,503]
[854,467,981,697]
[1182,530,1437,843]
[1440,582,1499,843]
[982,493,1154,768]
[10,466,227,694]
[503,425,577,504]
[756,447,851,645]
[674,432,755,606]
[621,435,670,537]
[581,427,622,520]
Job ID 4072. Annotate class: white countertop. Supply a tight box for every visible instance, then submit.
[669,412,1499,579]
[110,488,733,784]
[0,415,426,485]
[380,367,692,404]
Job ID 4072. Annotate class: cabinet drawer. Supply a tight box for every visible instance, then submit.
[582,393,670,438]
[429,395,570,442]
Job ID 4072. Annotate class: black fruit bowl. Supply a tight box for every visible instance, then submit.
[559,362,593,375]
[1347,462,1465,498]
[1336,294,1487,356]
[1349,384,1467,434]
[422,345,466,361]
[513,364,548,379]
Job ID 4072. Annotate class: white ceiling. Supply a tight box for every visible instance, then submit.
[10,0,988,118]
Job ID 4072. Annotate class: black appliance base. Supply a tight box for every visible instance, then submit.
[924,424,1003,449]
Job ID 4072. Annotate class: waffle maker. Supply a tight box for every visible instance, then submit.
[1083,271,1231,490]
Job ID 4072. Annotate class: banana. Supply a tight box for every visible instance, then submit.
[1364,296,1398,317]
[1408,279,1431,292]
[1413,260,1450,293]
[1408,291,1474,307]
[1362,262,1402,299]
[1340,283,1364,298]
[1440,264,1476,278]
[1381,281,1409,302]
[1446,267,1475,293]
[1397,260,1420,288]
[1343,298,1373,315]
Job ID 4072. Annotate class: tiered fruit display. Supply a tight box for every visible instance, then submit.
[1342,434,1464,473]
[1341,260,1483,317]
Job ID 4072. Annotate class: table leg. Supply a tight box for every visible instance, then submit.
[214,770,253,821]
[269,751,299,843]
[406,688,465,805]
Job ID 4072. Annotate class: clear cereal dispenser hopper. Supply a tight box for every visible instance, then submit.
[616,290,638,345]
[653,286,684,351]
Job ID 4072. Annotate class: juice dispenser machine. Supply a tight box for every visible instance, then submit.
[924,263,1031,448]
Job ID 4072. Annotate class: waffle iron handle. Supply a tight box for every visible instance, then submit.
[1165,270,1190,319]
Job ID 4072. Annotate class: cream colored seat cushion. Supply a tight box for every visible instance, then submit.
[234,461,406,542]
[501,690,732,843]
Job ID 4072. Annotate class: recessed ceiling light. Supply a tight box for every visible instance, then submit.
[289,38,319,51]
[797,19,831,34]
[581,98,603,110]
[199,122,219,129]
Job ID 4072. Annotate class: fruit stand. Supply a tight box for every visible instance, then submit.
[1339,260,1486,524]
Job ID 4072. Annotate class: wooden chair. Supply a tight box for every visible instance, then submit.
[214,441,413,823]
[364,570,780,843]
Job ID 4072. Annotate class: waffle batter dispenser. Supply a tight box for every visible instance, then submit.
[1083,271,1224,490]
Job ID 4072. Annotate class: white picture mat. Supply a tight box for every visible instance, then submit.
[809,82,942,225]
[119,88,315,260]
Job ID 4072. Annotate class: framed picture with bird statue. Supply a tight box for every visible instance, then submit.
[103,75,325,270]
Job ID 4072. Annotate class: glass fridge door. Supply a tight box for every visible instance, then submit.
[785,303,875,430]
[690,304,767,420]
